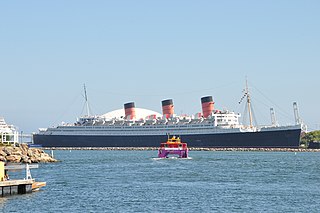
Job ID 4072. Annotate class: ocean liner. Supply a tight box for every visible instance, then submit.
[33,83,302,148]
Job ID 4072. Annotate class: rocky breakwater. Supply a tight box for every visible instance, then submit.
[0,144,57,163]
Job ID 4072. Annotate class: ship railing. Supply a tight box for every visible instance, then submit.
[48,125,242,136]
[52,122,228,131]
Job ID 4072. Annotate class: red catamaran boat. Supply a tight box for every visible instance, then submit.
[158,136,189,158]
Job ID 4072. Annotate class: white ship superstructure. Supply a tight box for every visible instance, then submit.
[0,117,19,146]
[38,109,245,136]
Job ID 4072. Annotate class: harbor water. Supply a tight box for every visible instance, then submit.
[1,150,320,212]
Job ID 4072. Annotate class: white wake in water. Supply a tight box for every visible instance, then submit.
[152,157,192,160]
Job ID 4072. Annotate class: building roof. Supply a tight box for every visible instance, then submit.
[101,108,162,120]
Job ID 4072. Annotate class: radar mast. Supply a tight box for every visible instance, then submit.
[239,78,254,128]
[84,84,90,117]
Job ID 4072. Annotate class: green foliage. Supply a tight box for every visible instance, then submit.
[301,130,320,144]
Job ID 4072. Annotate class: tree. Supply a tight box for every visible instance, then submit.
[301,130,320,144]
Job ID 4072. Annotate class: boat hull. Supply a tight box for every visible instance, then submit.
[33,128,301,148]
[307,141,320,149]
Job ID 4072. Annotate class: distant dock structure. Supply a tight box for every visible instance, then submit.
[0,162,46,196]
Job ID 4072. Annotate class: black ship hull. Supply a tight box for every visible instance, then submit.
[33,128,301,148]
[307,141,320,149]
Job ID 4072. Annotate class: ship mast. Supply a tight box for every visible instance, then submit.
[293,102,301,125]
[239,78,254,128]
[270,107,278,126]
[293,102,307,132]
[84,84,90,117]
[245,79,254,128]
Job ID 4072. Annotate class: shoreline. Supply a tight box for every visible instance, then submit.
[42,147,320,152]
[0,144,57,163]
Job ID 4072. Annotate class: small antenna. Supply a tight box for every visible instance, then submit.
[84,84,90,116]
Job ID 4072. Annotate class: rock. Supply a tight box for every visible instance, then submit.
[27,149,34,157]
[3,147,13,155]
[11,150,22,156]
[30,156,39,163]
[21,156,31,164]
[39,152,58,162]
[0,144,58,163]
[0,150,7,157]
[6,155,22,163]
[20,143,29,152]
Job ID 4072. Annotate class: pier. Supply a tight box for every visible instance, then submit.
[0,179,33,196]
[0,162,45,197]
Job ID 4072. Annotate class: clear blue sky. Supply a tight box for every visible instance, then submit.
[1,0,319,133]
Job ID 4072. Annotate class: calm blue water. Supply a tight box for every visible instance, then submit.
[1,151,320,212]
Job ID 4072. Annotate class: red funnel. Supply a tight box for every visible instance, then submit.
[201,96,214,118]
[162,99,174,118]
[124,102,136,120]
